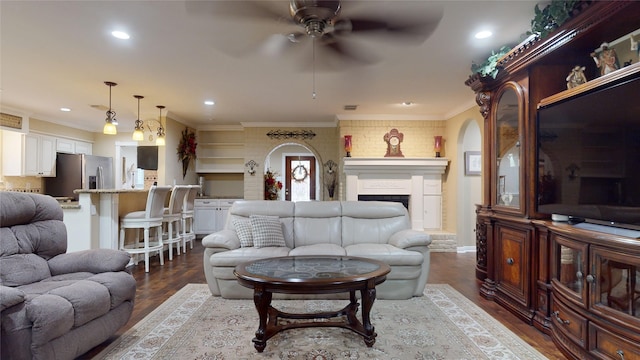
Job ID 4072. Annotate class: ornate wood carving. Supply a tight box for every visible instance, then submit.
[475,91,491,120]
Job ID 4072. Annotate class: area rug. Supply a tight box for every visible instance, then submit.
[95,284,547,360]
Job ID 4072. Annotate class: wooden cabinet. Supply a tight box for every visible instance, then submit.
[194,199,236,235]
[196,127,244,173]
[467,0,640,347]
[549,224,640,359]
[2,131,56,177]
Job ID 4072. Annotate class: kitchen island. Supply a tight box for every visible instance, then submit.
[65,189,148,252]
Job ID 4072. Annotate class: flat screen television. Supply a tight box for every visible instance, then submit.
[137,146,158,170]
[536,74,640,231]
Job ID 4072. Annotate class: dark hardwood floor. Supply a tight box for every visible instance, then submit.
[84,242,566,359]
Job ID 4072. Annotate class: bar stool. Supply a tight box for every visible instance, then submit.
[119,185,172,273]
[162,185,190,261]
[181,185,200,252]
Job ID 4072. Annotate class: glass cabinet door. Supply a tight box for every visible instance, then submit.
[552,235,589,305]
[494,84,522,210]
[591,246,640,321]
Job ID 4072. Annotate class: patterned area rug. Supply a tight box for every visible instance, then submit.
[95,284,547,360]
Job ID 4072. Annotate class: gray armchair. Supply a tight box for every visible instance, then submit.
[1,192,136,360]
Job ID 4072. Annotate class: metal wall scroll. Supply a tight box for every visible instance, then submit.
[245,160,258,175]
[266,129,316,140]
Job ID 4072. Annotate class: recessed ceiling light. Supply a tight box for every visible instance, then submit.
[402,101,413,106]
[111,30,130,40]
[475,30,493,39]
[60,107,71,112]
[204,100,215,106]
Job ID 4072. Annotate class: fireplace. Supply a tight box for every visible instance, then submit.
[343,158,448,230]
[358,194,410,209]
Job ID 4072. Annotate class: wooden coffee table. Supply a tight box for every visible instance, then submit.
[234,255,391,352]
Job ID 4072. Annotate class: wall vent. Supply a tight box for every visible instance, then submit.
[343,105,358,111]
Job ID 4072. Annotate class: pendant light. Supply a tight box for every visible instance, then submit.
[102,81,118,135]
[132,95,145,141]
[155,105,166,146]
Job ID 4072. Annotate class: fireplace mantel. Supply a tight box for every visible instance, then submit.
[343,157,449,230]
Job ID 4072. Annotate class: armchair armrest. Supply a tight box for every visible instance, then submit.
[48,249,131,275]
[388,229,432,249]
[1,285,25,311]
[202,229,240,250]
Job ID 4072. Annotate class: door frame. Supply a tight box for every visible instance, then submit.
[285,155,316,201]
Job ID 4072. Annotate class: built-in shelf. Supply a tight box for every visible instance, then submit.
[196,128,244,173]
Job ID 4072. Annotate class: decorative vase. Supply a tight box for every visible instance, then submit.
[344,135,352,157]
[434,136,443,158]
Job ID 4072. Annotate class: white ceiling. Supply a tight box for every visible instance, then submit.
[0,1,539,133]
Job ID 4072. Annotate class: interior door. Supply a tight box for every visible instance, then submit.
[285,156,316,201]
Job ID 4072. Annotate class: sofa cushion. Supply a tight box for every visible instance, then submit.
[293,201,342,247]
[233,218,253,247]
[345,243,423,266]
[210,247,291,268]
[0,254,51,286]
[250,215,286,248]
[0,285,25,311]
[289,244,346,256]
[48,280,110,327]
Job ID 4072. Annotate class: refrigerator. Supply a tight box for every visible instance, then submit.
[44,153,114,200]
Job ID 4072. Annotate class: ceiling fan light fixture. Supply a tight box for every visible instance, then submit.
[102,81,118,135]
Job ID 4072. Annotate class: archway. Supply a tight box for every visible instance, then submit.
[263,142,324,201]
[456,119,482,250]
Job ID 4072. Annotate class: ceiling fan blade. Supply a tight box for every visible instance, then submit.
[320,35,380,66]
[185,1,288,23]
[337,15,442,44]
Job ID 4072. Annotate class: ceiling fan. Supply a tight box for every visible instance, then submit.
[188,0,443,68]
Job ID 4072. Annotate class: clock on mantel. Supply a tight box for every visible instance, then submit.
[383,128,404,157]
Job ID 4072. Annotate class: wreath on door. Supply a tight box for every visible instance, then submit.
[291,164,308,182]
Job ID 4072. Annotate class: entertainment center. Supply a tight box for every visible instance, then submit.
[466,2,640,359]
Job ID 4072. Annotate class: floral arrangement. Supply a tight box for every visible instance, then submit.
[264,170,283,200]
[177,127,197,178]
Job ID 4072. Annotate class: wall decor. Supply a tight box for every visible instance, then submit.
[465,151,481,176]
[266,130,316,140]
[245,160,258,175]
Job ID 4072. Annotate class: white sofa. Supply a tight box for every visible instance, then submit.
[202,200,432,300]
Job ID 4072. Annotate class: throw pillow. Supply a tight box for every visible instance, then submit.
[250,215,286,248]
[233,218,253,247]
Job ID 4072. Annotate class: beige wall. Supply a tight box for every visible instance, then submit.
[29,118,95,142]
[243,126,339,200]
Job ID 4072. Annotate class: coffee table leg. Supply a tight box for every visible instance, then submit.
[360,285,377,347]
[252,286,272,352]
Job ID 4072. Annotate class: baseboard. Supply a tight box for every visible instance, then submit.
[456,246,476,253]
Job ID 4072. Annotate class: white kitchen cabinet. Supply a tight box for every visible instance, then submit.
[2,131,56,177]
[194,199,236,235]
[74,141,92,154]
[56,138,92,155]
